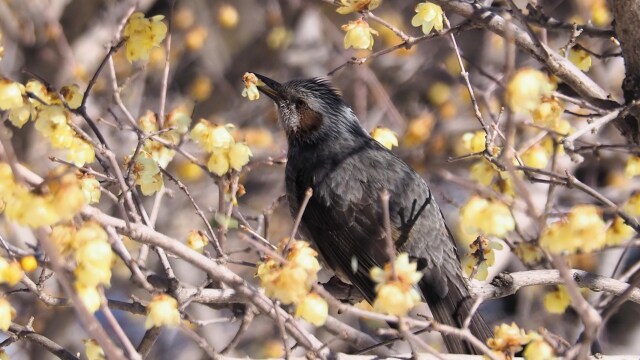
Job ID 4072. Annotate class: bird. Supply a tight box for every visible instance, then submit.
[254,74,492,354]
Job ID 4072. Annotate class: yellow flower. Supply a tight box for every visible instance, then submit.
[176,161,204,182]
[459,196,515,242]
[0,297,15,331]
[531,97,564,128]
[0,79,25,110]
[25,79,56,107]
[427,82,451,106]
[258,260,312,304]
[257,240,321,305]
[165,103,193,137]
[84,339,106,360]
[50,224,77,255]
[568,47,592,72]
[8,103,33,128]
[606,216,635,246]
[521,144,549,169]
[76,282,102,313]
[372,281,421,316]
[411,2,444,35]
[336,0,381,14]
[228,142,252,171]
[403,114,433,146]
[540,205,606,254]
[20,255,38,272]
[78,172,101,204]
[145,294,181,329]
[266,26,293,50]
[369,253,422,285]
[590,0,611,26]
[0,259,23,286]
[143,140,175,169]
[61,84,83,109]
[285,241,322,277]
[138,110,158,133]
[514,242,543,265]
[462,237,502,280]
[462,255,489,280]
[543,286,571,314]
[370,127,398,150]
[623,192,640,217]
[295,292,328,326]
[132,152,163,195]
[207,150,230,176]
[469,159,497,186]
[625,155,640,178]
[506,68,554,113]
[342,19,378,50]
[218,4,239,29]
[67,137,95,167]
[462,131,486,153]
[123,12,168,63]
[186,230,209,252]
[487,322,530,354]
[190,120,234,152]
[189,75,213,101]
[185,26,208,52]
[524,338,554,360]
[242,72,260,101]
[49,170,87,220]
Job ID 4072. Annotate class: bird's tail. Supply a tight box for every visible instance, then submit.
[419,275,493,355]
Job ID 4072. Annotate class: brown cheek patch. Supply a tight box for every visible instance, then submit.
[299,106,323,135]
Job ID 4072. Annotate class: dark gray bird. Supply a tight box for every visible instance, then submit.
[255,74,492,354]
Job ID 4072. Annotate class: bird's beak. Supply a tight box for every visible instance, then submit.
[254,73,284,102]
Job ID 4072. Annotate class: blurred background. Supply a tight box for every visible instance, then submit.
[0,0,637,358]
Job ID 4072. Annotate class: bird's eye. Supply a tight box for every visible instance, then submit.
[294,99,306,108]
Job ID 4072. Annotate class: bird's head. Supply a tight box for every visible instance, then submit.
[254,74,364,146]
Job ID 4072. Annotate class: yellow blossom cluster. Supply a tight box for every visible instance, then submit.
[336,0,381,14]
[539,205,606,254]
[50,221,113,313]
[342,19,379,51]
[145,294,182,328]
[369,253,423,316]
[458,196,515,244]
[123,12,168,63]
[543,285,571,314]
[190,119,252,176]
[257,240,327,325]
[0,164,88,228]
[506,68,554,114]
[411,2,444,35]
[0,297,15,331]
[487,323,554,360]
[370,127,398,150]
[0,78,94,166]
[127,105,193,195]
[462,237,503,281]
